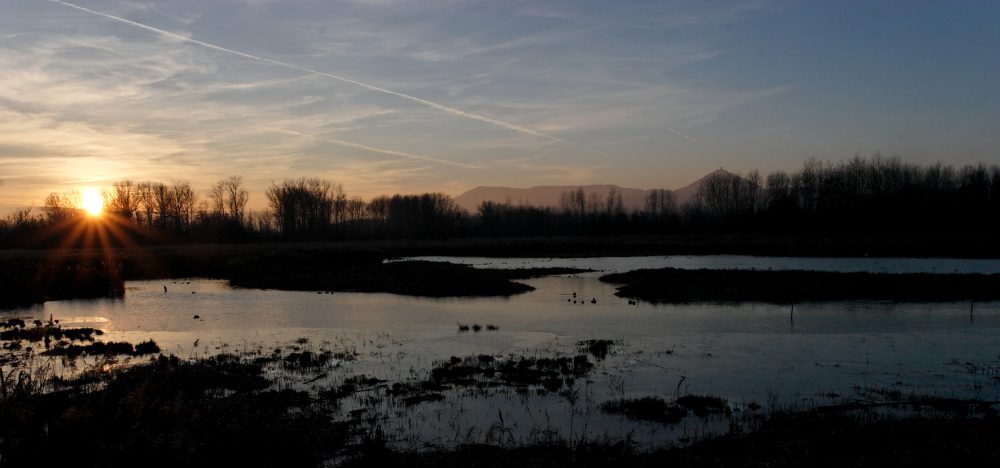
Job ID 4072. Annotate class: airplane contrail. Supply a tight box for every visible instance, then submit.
[49,0,608,156]
[265,128,484,169]
[666,127,697,143]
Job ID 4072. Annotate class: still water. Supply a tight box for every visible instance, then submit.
[5,255,1000,446]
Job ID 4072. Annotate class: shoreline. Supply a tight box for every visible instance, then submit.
[4,237,1000,308]
[4,232,1000,260]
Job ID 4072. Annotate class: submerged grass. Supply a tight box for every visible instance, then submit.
[40,339,161,357]
[428,354,594,390]
[577,339,617,360]
[0,324,103,342]
[0,322,157,358]
[601,395,730,424]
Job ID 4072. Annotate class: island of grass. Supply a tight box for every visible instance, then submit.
[230,260,591,298]
[600,268,1000,303]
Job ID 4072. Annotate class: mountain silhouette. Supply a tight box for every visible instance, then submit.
[672,168,739,205]
[454,169,739,212]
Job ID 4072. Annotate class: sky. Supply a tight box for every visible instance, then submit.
[1,0,998,213]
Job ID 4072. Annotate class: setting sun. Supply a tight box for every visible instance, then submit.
[81,188,103,216]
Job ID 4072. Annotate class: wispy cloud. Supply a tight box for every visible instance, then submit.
[1,0,832,213]
[264,128,484,169]
[49,0,600,153]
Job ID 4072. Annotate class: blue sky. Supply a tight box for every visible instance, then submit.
[1,0,997,212]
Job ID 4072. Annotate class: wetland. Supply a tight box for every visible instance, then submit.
[2,253,1000,465]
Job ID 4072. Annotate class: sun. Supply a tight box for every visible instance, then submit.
[81,188,104,216]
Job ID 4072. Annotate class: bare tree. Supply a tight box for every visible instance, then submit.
[644,189,677,218]
[226,177,249,225]
[586,192,603,216]
[209,181,226,216]
[345,196,367,222]
[210,176,250,226]
[43,191,80,222]
[136,182,156,226]
[266,178,340,237]
[105,180,140,221]
[172,181,197,231]
[606,186,624,217]
[367,195,390,223]
[559,187,586,217]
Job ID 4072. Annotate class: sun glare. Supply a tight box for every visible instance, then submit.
[81,188,103,216]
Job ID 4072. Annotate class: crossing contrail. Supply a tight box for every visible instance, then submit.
[49,0,609,156]
[666,127,697,143]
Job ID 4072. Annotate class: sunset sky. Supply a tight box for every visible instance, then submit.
[1,0,998,213]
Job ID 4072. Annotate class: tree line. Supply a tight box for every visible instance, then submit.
[0,175,466,245]
[475,156,999,236]
[1,155,998,246]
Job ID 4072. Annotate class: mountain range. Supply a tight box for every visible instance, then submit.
[454,169,733,212]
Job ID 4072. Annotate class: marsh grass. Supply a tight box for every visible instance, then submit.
[0,323,103,342]
[601,395,731,425]
[577,339,617,360]
[0,254,125,308]
[3,328,999,466]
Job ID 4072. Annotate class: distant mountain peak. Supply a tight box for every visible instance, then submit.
[453,169,740,212]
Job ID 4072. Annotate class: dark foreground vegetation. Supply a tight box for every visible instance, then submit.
[349,411,1000,468]
[2,329,997,467]
[601,268,1000,303]
[0,354,350,467]
[0,253,124,308]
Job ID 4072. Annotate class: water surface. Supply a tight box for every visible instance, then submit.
[5,256,1000,446]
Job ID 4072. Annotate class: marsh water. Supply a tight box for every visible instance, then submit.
[6,255,1000,446]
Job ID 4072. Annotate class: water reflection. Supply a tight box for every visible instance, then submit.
[11,275,999,399]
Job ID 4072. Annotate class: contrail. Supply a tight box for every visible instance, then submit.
[49,0,606,155]
[266,128,484,169]
[666,127,697,143]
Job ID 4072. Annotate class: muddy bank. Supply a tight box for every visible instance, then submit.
[600,268,1000,303]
